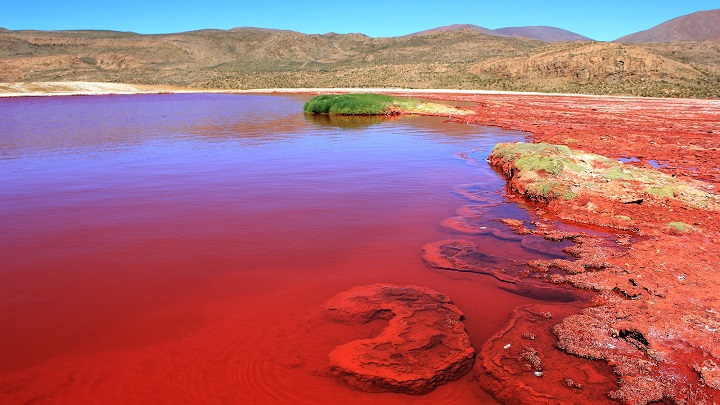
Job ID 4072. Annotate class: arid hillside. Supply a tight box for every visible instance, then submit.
[474,41,719,97]
[617,9,720,43]
[1,27,718,97]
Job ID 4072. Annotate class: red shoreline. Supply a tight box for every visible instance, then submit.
[403,91,720,404]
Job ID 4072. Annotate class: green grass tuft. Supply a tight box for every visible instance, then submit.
[604,166,633,180]
[667,221,688,233]
[647,186,675,199]
[303,93,415,115]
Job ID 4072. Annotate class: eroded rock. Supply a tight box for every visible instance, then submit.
[324,284,475,394]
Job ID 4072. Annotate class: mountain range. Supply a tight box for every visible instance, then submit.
[409,9,720,43]
[0,9,718,98]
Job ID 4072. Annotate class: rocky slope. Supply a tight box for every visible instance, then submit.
[473,41,716,97]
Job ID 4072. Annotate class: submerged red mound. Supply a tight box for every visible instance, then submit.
[324,284,475,394]
[478,303,617,404]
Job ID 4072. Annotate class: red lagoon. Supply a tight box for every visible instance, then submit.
[1,94,602,404]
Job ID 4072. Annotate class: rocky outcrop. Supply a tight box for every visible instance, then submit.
[324,284,475,394]
[474,42,701,85]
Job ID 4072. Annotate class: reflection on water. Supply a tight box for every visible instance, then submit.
[304,112,401,129]
[1,94,577,405]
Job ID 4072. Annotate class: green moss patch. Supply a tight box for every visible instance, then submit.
[667,221,689,233]
[491,143,576,176]
[604,166,633,180]
[647,186,675,199]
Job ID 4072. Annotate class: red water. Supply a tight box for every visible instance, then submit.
[1,94,570,404]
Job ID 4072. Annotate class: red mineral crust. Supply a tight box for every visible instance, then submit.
[391,92,720,404]
[323,284,475,394]
[479,303,617,405]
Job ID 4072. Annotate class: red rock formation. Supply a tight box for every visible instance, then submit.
[323,284,475,394]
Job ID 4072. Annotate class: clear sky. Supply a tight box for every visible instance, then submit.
[1,1,717,41]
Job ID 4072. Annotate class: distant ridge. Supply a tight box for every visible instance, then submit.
[230,27,294,33]
[616,9,720,43]
[410,24,505,37]
[494,26,593,42]
[410,24,591,42]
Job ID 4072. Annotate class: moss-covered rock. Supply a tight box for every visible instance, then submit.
[488,141,720,211]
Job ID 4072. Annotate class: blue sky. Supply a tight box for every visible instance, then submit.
[1,1,717,41]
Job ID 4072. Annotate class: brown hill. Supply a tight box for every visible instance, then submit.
[409,24,504,37]
[411,24,592,42]
[617,9,720,43]
[0,27,718,97]
[494,26,593,42]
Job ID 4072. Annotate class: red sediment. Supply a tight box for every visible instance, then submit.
[403,92,720,404]
[323,284,475,394]
[478,303,617,405]
[421,239,523,285]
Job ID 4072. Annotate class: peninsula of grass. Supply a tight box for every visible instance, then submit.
[303,93,417,115]
[303,93,475,117]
